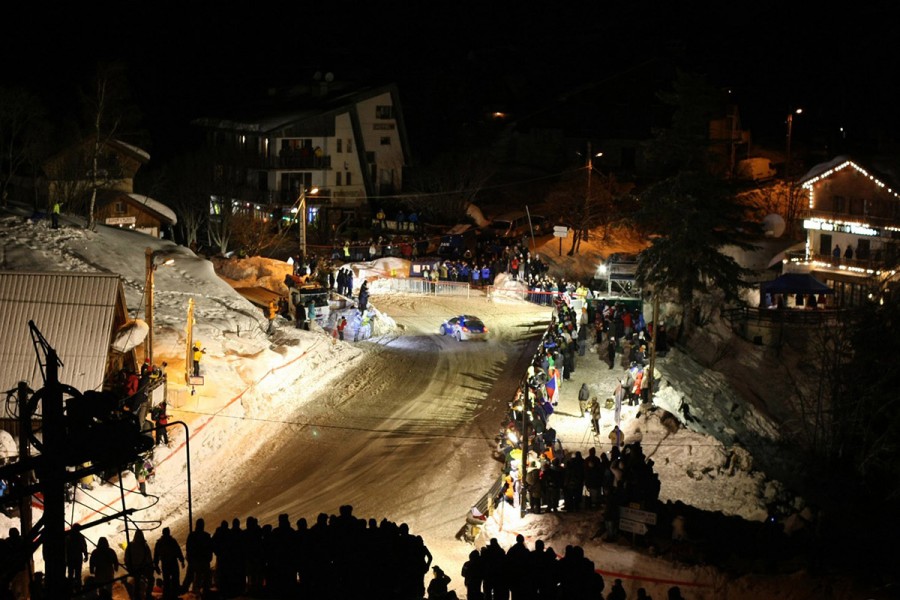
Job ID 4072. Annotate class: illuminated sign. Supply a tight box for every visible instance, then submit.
[803,219,878,236]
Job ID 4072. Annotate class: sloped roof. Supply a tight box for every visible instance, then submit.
[0,272,126,394]
[798,155,900,191]
[127,194,178,225]
[193,82,400,134]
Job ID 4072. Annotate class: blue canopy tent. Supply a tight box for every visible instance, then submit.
[761,273,833,308]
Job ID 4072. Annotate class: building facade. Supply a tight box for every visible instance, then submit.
[786,156,900,305]
[193,79,410,237]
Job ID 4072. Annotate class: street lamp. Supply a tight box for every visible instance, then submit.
[292,187,319,260]
[145,247,175,366]
[584,143,603,207]
[785,108,803,181]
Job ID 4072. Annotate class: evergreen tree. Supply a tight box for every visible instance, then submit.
[635,170,757,340]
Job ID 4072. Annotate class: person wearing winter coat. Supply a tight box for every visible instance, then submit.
[461,549,484,600]
[124,528,154,600]
[65,523,89,592]
[631,369,644,406]
[427,565,456,599]
[183,518,213,597]
[525,461,543,514]
[589,398,601,435]
[153,527,184,600]
[192,342,205,377]
[578,382,590,416]
[89,536,119,594]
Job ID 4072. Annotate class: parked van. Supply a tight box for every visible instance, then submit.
[489,211,531,239]
[439,223,478,257]
[736,157,776,182]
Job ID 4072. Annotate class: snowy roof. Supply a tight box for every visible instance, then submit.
[0,271,127,394]
[127,194,178,225]
[798,154,900,191]
[112,139,150,162]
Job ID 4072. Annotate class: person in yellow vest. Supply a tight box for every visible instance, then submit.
[52,200,63,229]
[192,342,205,377]
[503,475,516,506]
[267,299,278,334]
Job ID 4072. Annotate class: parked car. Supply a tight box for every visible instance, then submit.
[439,315,488,341]
[488,211,531,239]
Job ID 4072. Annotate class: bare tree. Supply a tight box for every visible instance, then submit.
[207,158,253,256]
[79,62,142,229]
[231,213,279,256]
[404,149,495,225]
[545,167,633,256]
[0,87,47,208]
[155,150,216,249]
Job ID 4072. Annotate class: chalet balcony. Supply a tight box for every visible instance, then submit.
[244,189,334,205]
[802,208,898,229]
[784,251,892,276]
[245,154,332,170]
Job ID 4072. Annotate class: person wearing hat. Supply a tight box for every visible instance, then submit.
[426,565,454,599]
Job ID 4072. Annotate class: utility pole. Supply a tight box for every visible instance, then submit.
[16,382,33,582]
[647,292,660,405]
[40,346,66,598]
[145,247,154,365]
[519,384,529,518]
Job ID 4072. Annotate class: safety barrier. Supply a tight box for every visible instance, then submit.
[384,277,473,298]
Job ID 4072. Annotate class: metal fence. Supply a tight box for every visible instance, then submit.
[384,278,474,298]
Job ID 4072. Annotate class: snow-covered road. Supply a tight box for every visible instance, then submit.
[188,295,552,588]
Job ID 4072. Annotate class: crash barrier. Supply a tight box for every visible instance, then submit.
[383,277,472,298]
[479,322,567,521]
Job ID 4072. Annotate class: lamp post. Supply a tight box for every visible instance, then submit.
[785,108,803,181]
[296,187,319,260]
[785,108,803,236]
[584,144,602,248]
[145,248,174,366]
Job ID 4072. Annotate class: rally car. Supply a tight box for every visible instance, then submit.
[439,315,488,341]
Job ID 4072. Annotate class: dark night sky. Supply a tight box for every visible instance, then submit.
[4,2,900,162]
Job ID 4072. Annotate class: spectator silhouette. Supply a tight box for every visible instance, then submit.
[153,527,184,600]
[183,517,213,596]
[124,528,153,600]
[427,565,456,599]
[89,536,119,598]
[65,523,89,592]
[461,549,484,600]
